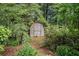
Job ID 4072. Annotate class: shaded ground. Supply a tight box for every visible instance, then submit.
[3,36,55,56]
[31,43,55,56]
[3,45,22,56]
[30,36,55,56]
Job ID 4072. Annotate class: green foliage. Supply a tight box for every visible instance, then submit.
[7,39,19,46]
[5,22,30,46]
[0,4,48,46]
[44,25,79,52]
[11,23,30,44]
[0,26,11,45]
[56,45,79,56]
[0,4,47,27]
[0,3,79,56]
[12,23,28,34]
[52,4,79,29]
[42,4,79,56]
[16,44,37,56]
[0,45,4,51]
[7,33,30,46]
[0,45,5,55]
[44,25,69,50]
[23,33,31,43]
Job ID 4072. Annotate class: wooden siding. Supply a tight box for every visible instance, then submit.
[30,23,44,37]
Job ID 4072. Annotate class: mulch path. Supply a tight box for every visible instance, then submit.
[30,37,55,56]
[3,45,22,56]
[3,36,55,56]
[31,42,55,56]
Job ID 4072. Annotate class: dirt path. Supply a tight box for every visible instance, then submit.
[31,43,55,56]
[30,37,55,56]
[3,45,22,56]
[3,37,55,56]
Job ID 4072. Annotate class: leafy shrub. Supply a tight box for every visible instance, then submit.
[16,44,37,56]
[44,25,79,51]
[56,45,79,56]
[0,26,11,45]
[0,45,5,55]
[7,33,30,46]
[44,25,69,51]
[22,33,31,43]
[7,39,19,46]
[10,23,30,45]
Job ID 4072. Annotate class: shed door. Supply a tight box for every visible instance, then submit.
[30,23,44,37]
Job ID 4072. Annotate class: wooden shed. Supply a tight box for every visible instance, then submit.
[30,23,44,37]
[30,23,45,47]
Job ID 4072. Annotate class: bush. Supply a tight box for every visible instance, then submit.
[7,33,30,46]
[7,39,19,46]
[16,44,37,56]
[44,25,79,51]
[10,23,30,45]
[56,45,79,56]
[0,45,5,55]
[0,26,11,45]
[44,25,69,51]
[22,33,31,43]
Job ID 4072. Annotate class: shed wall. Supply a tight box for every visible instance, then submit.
[30,23,44,37]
